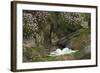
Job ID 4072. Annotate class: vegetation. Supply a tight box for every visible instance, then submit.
[23,10,91,62]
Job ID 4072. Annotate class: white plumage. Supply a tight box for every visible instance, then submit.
[50,48,62,56]
[49,47,78,56]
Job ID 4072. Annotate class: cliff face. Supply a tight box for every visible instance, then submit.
[23,10,91,62]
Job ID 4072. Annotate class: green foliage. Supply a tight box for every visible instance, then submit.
[23,47,76,62]
[23,14,34,39]
[23,10,91,62]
